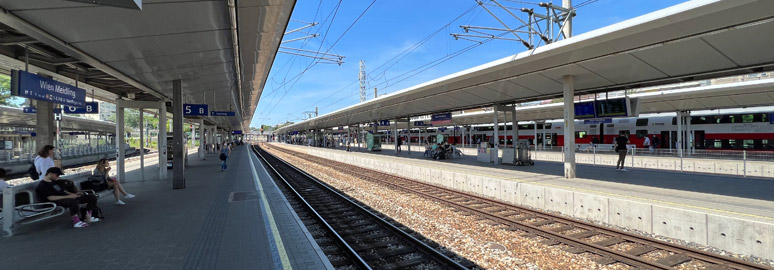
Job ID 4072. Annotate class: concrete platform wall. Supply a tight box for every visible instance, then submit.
[281,144,774,261]
[457,148,774,178]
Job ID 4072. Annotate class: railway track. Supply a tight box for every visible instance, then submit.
[264,143,772,270]
[251,145,474,270]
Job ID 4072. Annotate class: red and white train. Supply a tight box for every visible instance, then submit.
[399,108,774,151]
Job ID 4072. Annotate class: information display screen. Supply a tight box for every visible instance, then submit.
[595,98,629,118]
[574,102,596,119]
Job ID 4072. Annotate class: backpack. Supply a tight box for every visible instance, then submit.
[219,153,227,161]
[28,158,40,180]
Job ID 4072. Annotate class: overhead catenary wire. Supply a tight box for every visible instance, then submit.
[260,0,378,120]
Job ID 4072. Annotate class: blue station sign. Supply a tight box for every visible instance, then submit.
[210,111,235,116]
[414,121,426,126]
[231,130,242,135]
[64,102,99,114]
[11,70,86,107]
[379,120,390,126]
[23,106,36,113]
[183,104,208,116]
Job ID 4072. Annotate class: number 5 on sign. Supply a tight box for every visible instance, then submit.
[183,104,208,116]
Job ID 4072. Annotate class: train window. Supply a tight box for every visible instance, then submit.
[763,113,770,123]
[764,140,774,150]
[545,123,552,129]
[635,119,648,126]
[691,116,708,125]
[575,131,587,138]
[635,130,648,138]
[743,140,755,149]
[590,125,597,128]
[606,124,614,128]
[742,114,754,123]
[672,117,677,125]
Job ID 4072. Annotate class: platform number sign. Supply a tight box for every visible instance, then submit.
[183,104,208,116]
[64,102,99,114]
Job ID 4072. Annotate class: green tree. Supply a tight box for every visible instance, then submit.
[0,74,22,107]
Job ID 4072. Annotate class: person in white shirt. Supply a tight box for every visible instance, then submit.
[34,145,56,181]
[644,136,653,154]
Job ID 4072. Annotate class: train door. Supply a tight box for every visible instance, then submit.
[545,133,558,146]
[694,130,705,149]
[660,131,670,149]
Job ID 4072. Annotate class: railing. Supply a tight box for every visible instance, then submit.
[0,145,126,164]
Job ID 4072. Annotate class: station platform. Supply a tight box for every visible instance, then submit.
[0,145,333,270]
[271,142,774,261]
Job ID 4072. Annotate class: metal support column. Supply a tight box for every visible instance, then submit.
[677,111,683,158]
[140,110,145,181]
[406,117,411,154]
[512,104,518,161]
[493,105,500,165]
[172,80,185,189]
[393,120,398,154]
[115,102,126,183]
[199,120,205,160]
[158,102,168,181]
[563,75,576,178]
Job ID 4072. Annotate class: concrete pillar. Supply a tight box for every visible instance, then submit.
[393,120,398,154]
[172,79,185,189]
[512,105,518,147]
[140,110,145,181]
[158,102,168,181]
[35,101,55,157]
[493,105,500,165]
[563,75,576,178]
[677,111,683,158]
[461,124,466,149]
[199,120,205,160]
[406,117,411,154]
[533,122,537,148]
[115,102,126,183]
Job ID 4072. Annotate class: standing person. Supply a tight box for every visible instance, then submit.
[93,159,135,205]
[34,145,56,181]
[397,136,403,153]
[219,142,231,171]
[653,136,661,150]
[35,167,99,228]
[0,168,9,208]
[615,133,630,171]
[644,135,653,154]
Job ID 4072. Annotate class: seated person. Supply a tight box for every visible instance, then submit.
[93,159,135,205]
[35,167,99,228]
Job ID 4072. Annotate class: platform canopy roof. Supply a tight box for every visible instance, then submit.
[277,0,774,133]
[0,106,116,134]
[448,79,774,127]
[0,0,296,131]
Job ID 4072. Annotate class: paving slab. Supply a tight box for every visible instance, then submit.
[0,145,333,270]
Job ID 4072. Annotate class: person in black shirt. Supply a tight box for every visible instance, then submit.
[35,167,100,228]
[614,133,630,171]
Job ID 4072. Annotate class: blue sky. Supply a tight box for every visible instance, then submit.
[251,0,687,128]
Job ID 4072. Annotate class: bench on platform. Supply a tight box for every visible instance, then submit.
[1,172,113,237]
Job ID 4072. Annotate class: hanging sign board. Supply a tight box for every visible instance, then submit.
[379,120,390,126]
[595,98,630,118]
[23,106,36,113]
[414,121,426,126]
[11,70,86,107]
[573,101,596,119]
[64,102,99,114]
[431,113,452,126]
[183,104,208,116]
[231,130,242,135]
[210,111,235,116]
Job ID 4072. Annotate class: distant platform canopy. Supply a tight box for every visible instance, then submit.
[278,0,774,133]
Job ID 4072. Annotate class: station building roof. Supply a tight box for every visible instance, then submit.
[0,106,116,134]
[277,0,774,133]
[0,0,295,131]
